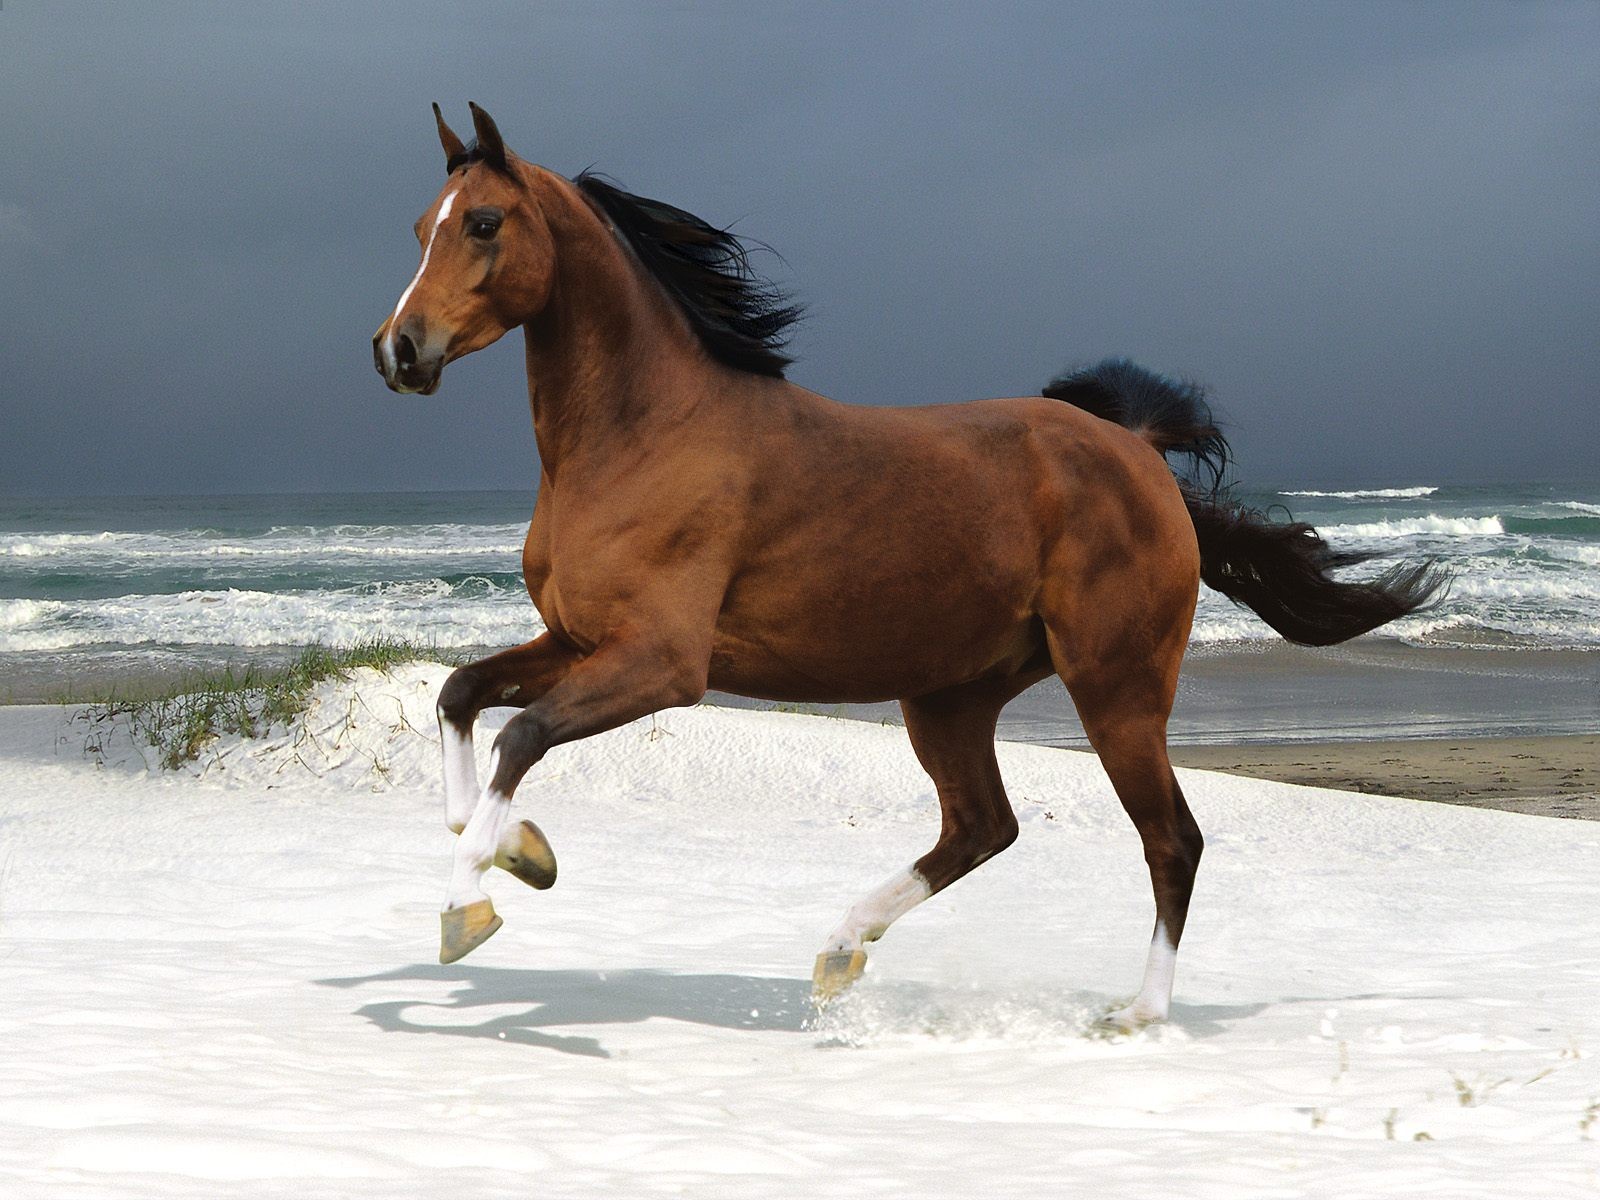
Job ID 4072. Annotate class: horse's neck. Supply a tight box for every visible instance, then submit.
[521,176,709,476]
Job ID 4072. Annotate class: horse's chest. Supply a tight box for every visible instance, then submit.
[519,529,568,639]
[521,538,619,653]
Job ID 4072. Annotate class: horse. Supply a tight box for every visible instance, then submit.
[372,103,1442,1029]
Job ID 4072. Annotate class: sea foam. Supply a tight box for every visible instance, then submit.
[1323,514,1504,539]
[0,523,526,560]
[1280,486,1438,499]
[0,583,543,653]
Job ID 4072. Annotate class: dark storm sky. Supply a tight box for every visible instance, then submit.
[1,1,1596,496]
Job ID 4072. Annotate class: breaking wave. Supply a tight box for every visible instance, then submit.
[0,581,543,653]
[1279,486,1438,499]
[1323,514,1504,540]
[1504,513,1600,538]
[0,523,527,560]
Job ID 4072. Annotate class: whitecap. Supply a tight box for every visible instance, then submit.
[1322,514,1504,539]
[0,523,527,561]
[1279,486,1437,499]
[1445,574,1600,602]
[0,597,62,631]
[0,585,543,653]
[1549,544,1600,566]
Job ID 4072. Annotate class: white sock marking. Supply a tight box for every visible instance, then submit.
[821,867,933,955]
[1135,920,1178,1015]
[1108,920,1179,1027]
[439,708,477,834]
[445,747,510,910]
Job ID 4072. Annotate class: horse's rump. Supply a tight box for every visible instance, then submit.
[1046,358,1447,646]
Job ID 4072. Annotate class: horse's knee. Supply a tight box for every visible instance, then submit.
[438,664,485,728]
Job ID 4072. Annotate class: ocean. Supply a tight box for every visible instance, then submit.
[3,483,1597,742]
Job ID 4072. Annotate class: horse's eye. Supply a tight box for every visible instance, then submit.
[466,208,503,241]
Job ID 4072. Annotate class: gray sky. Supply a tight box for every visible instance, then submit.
[2,1,1596,495]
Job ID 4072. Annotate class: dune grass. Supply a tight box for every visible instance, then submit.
[74,638,452,770]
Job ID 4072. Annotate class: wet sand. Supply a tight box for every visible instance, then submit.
[1171,734,1600,820]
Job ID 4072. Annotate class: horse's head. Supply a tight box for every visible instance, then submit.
[373,104,556,395]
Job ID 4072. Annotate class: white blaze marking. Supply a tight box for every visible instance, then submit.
[821,867,933,954]
[389,189,459,330]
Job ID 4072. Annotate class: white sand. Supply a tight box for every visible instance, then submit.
[1,664,1597,1197]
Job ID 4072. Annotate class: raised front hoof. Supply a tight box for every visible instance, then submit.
[1095,1003,1165,1034]
[497,819,558,890]
[811,949,868,1005]
[439,899,503,964]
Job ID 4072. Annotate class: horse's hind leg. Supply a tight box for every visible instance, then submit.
[813,679,1023,1000]
[435,634,579,888]
[1056,644,1202,1030]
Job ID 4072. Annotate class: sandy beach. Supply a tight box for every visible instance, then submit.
[1171,734,1599,820]
[3,662,1599,1197]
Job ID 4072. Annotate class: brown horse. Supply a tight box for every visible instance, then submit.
[373,104,1441,1029]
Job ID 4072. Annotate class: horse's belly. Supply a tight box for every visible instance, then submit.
[707,589,1042,704]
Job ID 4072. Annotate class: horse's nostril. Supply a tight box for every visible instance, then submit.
[395,333,418,368]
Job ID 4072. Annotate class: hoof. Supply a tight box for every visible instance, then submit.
[811,949,868,1004]
[439,898,502,964]
[497,819,557,890]
[1095,1003,1162,1034]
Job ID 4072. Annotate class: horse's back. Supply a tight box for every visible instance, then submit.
[776,388,1197,573]
[693,386,1198,701]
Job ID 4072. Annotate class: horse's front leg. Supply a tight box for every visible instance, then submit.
[439,631,709,963]
[436,634,582,886]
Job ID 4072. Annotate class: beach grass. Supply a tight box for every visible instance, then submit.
[71,637,456,770]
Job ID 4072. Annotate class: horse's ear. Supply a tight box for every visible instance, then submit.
[433,102,466,171]
[468,101,509,171]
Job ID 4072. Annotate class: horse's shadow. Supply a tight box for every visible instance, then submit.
[316,963,1276,1058]
[315,964,816,1058]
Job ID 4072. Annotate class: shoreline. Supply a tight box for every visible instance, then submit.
[6,649,1593,822]
[8,639,1595,732]
[1169,734,1599,820]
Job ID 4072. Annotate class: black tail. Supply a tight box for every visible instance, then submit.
[1043,358,1448,647]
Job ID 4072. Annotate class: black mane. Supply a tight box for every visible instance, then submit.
[574,172,802,378]
[443,145,801,376]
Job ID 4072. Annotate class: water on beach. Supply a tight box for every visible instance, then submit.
[2,483,1597,739]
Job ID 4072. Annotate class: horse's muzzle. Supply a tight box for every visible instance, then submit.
[373,319,445,395]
